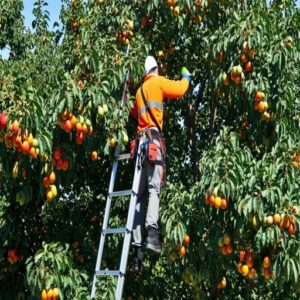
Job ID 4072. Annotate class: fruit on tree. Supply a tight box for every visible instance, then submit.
[50,185,57,197]
[0,111,8,129]
[220,198,228,209]
[240,251,246,262]
[11,120,20,134]
[241,265,249,277]
[49,172,56,184]
[41,289,47,300]
[173,6,180,16]
[54,148,62,160]
[273,214,281,224]
[180,246,186,257]
[46,190,53,202]
[226,243,233,254]
[223,233,231,245]
[245,61,252,72]
[255,91,265,102]
[266,216,273,225]
[157,50,164,59]
[254,101,268,113]
[91,151,98,161]
[248,267,256,280]
[53,288,59,300]
[214,196,221,208]
[109,137,117,148]
[47,289,53,299]
[263,256,271,268]
[184,235,190,246]
[262,111,272,121]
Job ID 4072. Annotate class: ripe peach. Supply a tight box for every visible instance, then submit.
[41,289,47,300]
[49,171,56,184]
[221,245,228,256]
[29,147,36,158]
[184,235,190,246]
[56,159,63,170]
[62,160,69,171]
[54,148,62,160]
[220,277,226,288]
[263,268,272,280]
[180,246,186,257]
[64,120,72,133]
[43,176,50,188]
[223,233,231,245]
[288,223,295,235]
[241,264,249,277]
[11,120,20,134]
[246,254,253,268]
[209,195,215,206]
[239,250,246,262]
[237,262,243,273]
[76,133,84,145]
[22,141,30,153]
[221,198,228,209]
[245,61,252,72]
[273,214,281,224]
[46,190,53,201]
[255,91,265,102]
[248,267,256,280]
[263,256,271,268]
[226,244,233,254]
[214,196,221,208]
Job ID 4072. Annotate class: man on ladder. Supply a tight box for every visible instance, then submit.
[131,55,192,273]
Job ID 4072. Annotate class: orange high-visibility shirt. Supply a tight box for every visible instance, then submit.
[131,74,189,132]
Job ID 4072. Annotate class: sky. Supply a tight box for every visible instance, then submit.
[0,0,300,58]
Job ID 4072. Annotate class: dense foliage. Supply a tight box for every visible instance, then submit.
[0,0,299,299]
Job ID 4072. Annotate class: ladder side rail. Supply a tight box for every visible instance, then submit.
[116,136,144,300]
[91,147,120,298]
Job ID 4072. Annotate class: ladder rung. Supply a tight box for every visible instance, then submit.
[116,153,131,161]
[102,228,128,234]
[96,270,123,276]
[109,190,132,197]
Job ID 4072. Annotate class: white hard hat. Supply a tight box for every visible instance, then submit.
[144,55,158,74]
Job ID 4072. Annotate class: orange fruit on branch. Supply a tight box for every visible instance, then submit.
[62,160,69,171]
[91,151,98,161]
[11,120,20,134]
[49,171,56,184]
[263,256,271,268]
[220,198,228,209]
[184,235,190,246]
[245,61,252,72]
[180,246,186,257]
[54,148,62,160]
[223,233,231,245]
[241,264,249,277]
[255,91,265,102]
[41,289,47,300]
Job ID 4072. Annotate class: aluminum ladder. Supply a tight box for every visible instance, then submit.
[91,44,143,299]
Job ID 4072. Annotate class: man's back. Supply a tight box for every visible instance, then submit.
[132,74,189,132]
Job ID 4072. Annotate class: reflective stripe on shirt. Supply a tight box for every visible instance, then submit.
[138,101,164,118]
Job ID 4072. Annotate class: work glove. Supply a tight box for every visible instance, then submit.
[181,67,192,83]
